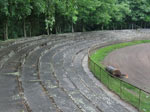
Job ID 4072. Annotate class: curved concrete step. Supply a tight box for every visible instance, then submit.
[1,30,150,112]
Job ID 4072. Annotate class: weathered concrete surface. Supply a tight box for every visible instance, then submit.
[0,30,150,112]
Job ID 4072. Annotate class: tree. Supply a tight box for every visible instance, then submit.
[15,0,32,37]
[45,0,56,35]
[0,0,9,40]
[90,0,113,30]
[64,0,78,32]
[29,0,46,36]
[111,0,131,29]
[1,0,150,40]
[77,0,97,31]
[128,0,150,27]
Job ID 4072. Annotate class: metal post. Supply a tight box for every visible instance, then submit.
[99,67,101,81]
[108,74,110,89]
[120,81,122,97]
[88,57,89,68]
[89,58,91,70]
[90,60,92,72]
[94,62,96,75]
[92,61,94,74]
[138,90,141,111]
[101,68,103,82]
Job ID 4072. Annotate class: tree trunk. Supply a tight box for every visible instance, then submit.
[144,23,146,28]
[82,20,86,32]
[72,23,74,33]
[30,22,32,37]
[141,22,143,28]
[4,20,8,40]
[59,26,61,33]
[82,24,86,32]
[23,18,27,38]
[113,24,115,30]
[47,26,50,35]
[101,25,104,30]
[132,24,133,29]
[55,25,58,34]
[120,24,122,30]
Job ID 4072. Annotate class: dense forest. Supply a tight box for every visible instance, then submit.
[0,0,150,40]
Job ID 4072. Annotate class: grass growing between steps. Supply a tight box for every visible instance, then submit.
[0,39,17,47]
[0,39,15,43]
[89,40,150,112]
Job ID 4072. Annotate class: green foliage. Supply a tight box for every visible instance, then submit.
[128,0,150,22]
[112,1,131,22]
[45,16,55,31]
[30,0,45,15]
[64,0,78,24]
[1,0,150,40]
[0,0,9,17]
[15,0,32,19]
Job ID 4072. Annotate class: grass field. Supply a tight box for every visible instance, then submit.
[89,40,150,112]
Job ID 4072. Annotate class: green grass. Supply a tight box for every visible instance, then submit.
[91,40,150,68]
[89,40,150,112]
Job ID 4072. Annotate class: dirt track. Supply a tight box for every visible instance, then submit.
[103,43,150,93]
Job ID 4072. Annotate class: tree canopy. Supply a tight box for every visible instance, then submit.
[0,0,150,40]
